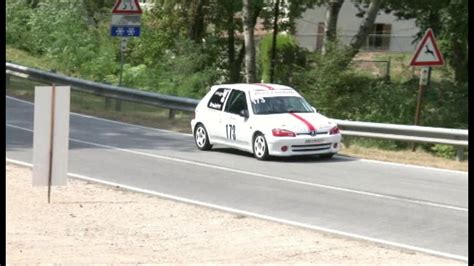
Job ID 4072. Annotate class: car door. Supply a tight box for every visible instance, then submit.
[203,87,231,140]
[220,89,252,149]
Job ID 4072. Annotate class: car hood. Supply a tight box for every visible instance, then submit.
[253,112,337,134]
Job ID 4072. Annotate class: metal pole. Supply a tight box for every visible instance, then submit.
[116,38,125,112]
[413,84,424,126]
[119,39,124,88]
[412,67,431,151]
[48,84,56,204]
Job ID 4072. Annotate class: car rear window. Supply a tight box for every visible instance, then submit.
[207,88,230,111]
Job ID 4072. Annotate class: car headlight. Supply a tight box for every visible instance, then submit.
[272,128,296,137]
[329,126,340,135]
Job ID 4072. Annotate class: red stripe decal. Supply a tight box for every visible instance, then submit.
[253,83,274,90]
[289,113,316,132]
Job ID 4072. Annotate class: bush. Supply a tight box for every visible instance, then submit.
[6,0,35,52]
[430,144,456,159]
[258,33,306,84]
[291,46,468,155]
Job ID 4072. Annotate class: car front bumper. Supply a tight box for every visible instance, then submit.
[267,133,342,156]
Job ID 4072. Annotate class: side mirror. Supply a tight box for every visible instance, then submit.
[239,109,249,118]
[311,106,317,113]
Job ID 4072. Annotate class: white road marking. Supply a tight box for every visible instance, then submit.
[6,123,468,212]
[5,158,468,262]
[5,95,193,137]
[356,157,468,175]
[7,95,466,174]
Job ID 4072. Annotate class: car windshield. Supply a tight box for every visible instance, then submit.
[251,96,314,115]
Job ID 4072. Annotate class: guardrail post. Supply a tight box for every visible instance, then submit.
[6,74,10,88]
[342,136,350,148]
[168,109,176,120]
[115,99,122,112]
[105,97,112,109]
[455,146,464,161]
[385,57,391,82]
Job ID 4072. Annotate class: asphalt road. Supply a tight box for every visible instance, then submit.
[5,96,468,261]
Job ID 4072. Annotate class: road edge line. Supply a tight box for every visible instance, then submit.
[5,158,468,262]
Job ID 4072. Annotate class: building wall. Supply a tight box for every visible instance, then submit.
[295,2,419,53]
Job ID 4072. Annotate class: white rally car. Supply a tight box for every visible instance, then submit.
[191,83,341,160]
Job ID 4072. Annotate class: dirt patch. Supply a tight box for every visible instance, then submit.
[6,163,463,264]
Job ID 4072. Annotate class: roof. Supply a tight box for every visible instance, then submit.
[212,83,295,93]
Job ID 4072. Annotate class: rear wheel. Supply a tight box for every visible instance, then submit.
[253,133,269,160]
[194,124,212,150]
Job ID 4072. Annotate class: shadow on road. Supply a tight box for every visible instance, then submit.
[210,147,358,163]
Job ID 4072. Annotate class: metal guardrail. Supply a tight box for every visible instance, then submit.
[333,119,468,161]
[6,63,468,160]
[5,62,200,112]
[334,120,468,146]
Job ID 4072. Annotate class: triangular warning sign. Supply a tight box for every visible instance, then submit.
[112,0,142,14]
[409,28,444,67]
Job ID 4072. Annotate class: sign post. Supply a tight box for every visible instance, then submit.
[33,86,71,203]
[409,28,444,151]
[110,0,142,111]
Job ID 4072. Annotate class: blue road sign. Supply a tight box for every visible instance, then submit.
[111,26,141,37]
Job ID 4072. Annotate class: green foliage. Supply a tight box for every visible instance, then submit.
[422,80,468,129]
[383,0,468,83]
[291,45,467,157]
[152,38,222,98]
[430,144,455,159]
[6,0,35,52]
[258,33,306,84]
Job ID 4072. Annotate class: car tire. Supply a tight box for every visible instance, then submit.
[320,153,335,159]
[253,133,270,160]
[194,124,212,151]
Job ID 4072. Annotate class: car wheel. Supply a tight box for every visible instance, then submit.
[253,133,269,160]
[194,124,212,150]
[320,153,335,159]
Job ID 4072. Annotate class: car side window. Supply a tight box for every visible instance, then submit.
[224,90,248,115]
[207,88,230,111]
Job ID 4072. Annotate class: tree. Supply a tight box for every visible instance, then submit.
[321,0,344,55]
[242,0,257,83]
[188,0,208,42]
[208,0,245,82]
[269,0,280,82]
[348,0,383,57]
[383,0,468,83]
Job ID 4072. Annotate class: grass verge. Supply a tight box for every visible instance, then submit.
[340,144,467,172]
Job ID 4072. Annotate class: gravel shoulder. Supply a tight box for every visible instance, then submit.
[6,163,463,264]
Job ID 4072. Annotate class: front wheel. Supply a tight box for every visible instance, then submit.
[194,124,212,150]
[253,133,270,160]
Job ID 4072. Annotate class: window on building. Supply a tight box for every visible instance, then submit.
[367,23,391,51]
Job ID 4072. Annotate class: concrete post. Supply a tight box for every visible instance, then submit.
[342,136,350,149]
[455,146,464,161]
[115,99,122,112]
[105,98,112,109]
[168,109,176,120]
